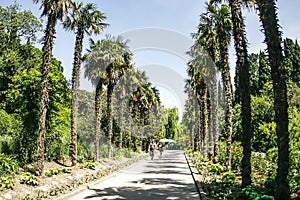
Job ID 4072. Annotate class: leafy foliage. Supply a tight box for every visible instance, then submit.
[20,172,39,186]
[221,171,236,186]
[0,177,14,191]
[238,186,274,200]
[161,108,179,139]
[62,168,72,174]
[81,162,96,170]
[45,169,60,177]
[0,154,18,176]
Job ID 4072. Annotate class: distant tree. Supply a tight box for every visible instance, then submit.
[129,82,161,127]
[0,4,42,45]
[0,4,42,110]
[162,108,179,139]
[186,63,207,152]
[284,38,300,86]
[84,36,132,159]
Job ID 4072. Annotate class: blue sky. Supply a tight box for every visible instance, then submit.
[1,0,300,115]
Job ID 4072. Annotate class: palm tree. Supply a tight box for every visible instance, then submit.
[210,0,253,186]
[129,82,161,127]
[191,5,219,159]
[84,36,132,159]
[210,0,253,185]
[33,0,72,174]
[105,52,133,158]
[230,0,252,184]
[63,1,107,166]
[186,61,207,153]
[209,3,233,170]
[256,0,290,199]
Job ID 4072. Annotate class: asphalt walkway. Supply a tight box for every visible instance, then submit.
[58,150,200,200]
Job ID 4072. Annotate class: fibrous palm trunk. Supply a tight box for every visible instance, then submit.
[118,90,125,149]
[206,89,212,158]
[194,100,200,152]
[107,83,114,158]
[38,15,56,175]
[229,0,252,186]
[257,0,290,199]
[70,27,84,166]
[199,85,207,156]
[218,31,233,171]
[207,47,219,161]
[94,80,102,162]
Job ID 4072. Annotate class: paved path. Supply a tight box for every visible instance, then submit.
[59,150,200,200]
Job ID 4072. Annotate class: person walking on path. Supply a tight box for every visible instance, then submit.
[149,139,156,160]
[158,142,163,160]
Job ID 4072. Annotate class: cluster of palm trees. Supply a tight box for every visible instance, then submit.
[34,0,162,175]
[83,36,133,160]
[33,0,116,170]
[186,0,289,199]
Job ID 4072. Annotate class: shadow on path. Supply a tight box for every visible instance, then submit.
[84,178,199,200]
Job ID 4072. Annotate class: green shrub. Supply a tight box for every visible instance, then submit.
[222,171,236,186]
[62,167,72,174]
[230,142,243,171]
[98,144,109,158]
[208,162,226,174]
[45,169,60,177]
[82,162,96,170]
[122,148,133,158]
[289,173,300,195]
[208,180,233,200]
[0,177,14,190]
[238,186,274,200]
[0,154,19,176]
[20,172,39,186]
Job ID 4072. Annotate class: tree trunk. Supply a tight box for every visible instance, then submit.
[218,30,233,171]
[38,15,56,175]
[194,101,200,152]
[229,0,252,186]
[70,28,84,166]
[107,83,114,158]
[206,88,212,158]
[94,80,102,162]
[118,90,125,149]
[257,1,290,199]
[199,84,207,156]
[207,44,219,161]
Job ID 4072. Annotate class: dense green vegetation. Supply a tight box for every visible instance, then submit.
[184,0,300,199]
[0,1,168,179]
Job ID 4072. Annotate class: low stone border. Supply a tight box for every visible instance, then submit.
[184,152,209,200]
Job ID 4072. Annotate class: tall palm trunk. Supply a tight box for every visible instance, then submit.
[199,83,207,156]
[38,15,57,174]
[211,77,218,159]
[208,52,219,160]
[107,83,114,158]
[218,31,233,171]
[206,89,213,158]
[70,27,84,166]
[229,0,252,186]
[257,0,290,199]
[194,101,200,151]
[94,80,102,162]
[118,90,125,149]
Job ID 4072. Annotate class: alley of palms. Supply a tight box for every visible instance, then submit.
[0,0,299,200]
